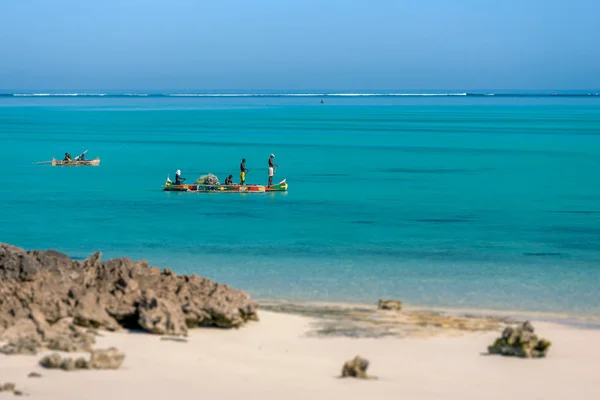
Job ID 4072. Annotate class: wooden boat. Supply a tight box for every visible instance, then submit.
[163,178,288,193]
[51,157,100,166]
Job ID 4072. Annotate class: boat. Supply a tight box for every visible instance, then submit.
[163,177,288,193]
[51,157,101,166]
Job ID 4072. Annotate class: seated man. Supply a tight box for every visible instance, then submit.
[224,175,233,185]
[79,152,85,161]
[64,153,72,162]
[175,169,185,185]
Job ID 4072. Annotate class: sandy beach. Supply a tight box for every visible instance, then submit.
[1,310,599,400]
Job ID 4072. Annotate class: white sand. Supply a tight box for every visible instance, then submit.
[1,311,599,399]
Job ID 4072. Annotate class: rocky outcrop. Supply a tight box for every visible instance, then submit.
[0,382,23,396]
[39,353,62,369]
[341,355,371,379]
[0,383,16,392]
[40,348,124,371]
[89,347,125,369]
[0,243,258,342]
[488,321,551,358]
[0,336,39,355]
[136,290,187,335]
[377,299,402,311]
[46,330,96,353]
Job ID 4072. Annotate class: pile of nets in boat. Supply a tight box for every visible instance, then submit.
[194,174,220,185]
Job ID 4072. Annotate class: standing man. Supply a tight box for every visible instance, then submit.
[268,154,278,187]
[175,169,185,185]
[240,158,248,185]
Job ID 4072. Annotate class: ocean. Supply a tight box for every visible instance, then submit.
[1,92,599,317]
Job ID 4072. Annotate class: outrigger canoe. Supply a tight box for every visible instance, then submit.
[163,178,288,193]
[51,158,100,166]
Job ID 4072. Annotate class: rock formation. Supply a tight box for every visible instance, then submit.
[89,347,125,369]
[0,383,16,392]
[377,299,402,311]
[488,321,551,358]
[341,355,371,379]
[0,243,258,344]
[0,337,39,355]
[39,348,124,371]
[0,382,23,396]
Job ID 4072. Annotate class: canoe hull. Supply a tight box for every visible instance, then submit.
[52,158,100,166]
[163,179,288,193]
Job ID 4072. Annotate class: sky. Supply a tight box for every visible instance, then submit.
[0,0,599,91]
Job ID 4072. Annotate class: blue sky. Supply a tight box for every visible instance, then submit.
[0,0,599,90]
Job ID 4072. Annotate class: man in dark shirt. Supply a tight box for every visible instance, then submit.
[268,154,279,187]
[240,159,248,185]
[224,175,233,185]
[175,169,185,185]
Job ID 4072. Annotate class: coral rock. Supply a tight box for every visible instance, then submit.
[377,299,402,311]
[39,352,63,369]
[59,358,76,371]
[341,355,370,379]
[89,347,125,370]
[0,336,40,355]
[0,383,16,392]
[0,243,258,340]
[488,321,551,358]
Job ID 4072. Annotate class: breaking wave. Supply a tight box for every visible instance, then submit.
[1,92,599,98]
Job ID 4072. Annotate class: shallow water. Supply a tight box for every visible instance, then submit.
[1,94,599,315]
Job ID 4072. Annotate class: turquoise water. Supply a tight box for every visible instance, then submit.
[1,94,599,316]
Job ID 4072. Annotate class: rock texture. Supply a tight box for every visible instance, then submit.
[341,355,371,379]
[39,353,62,369]
[39,348,124,371]
[89,347,125,369]
[377,299,402,311]
[488,321,551,358]
[0,336,39,355]
[0,383,16,392]
[0,243,258,344]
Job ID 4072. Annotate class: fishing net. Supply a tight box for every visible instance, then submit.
[194,174,220,185]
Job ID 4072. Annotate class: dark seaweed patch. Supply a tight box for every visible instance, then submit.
[373,168,473,174]
[413,218,471,223]
[550,210,599,215]
[371,167,495,174]
[304,173,349,177]
[522,252,564,257]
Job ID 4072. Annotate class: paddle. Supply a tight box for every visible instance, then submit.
[74,150,88,161]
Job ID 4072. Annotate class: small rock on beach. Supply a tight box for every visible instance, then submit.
[488,321,551,358]
[377,299,402,311]
[341,355,371,379]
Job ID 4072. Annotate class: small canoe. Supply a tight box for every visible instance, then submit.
[52,158,100,166]
[163,179,288,193]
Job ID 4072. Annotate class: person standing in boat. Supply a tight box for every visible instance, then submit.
[240,159,248,185]
[175,169,185,185]
[268,154,278,187]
